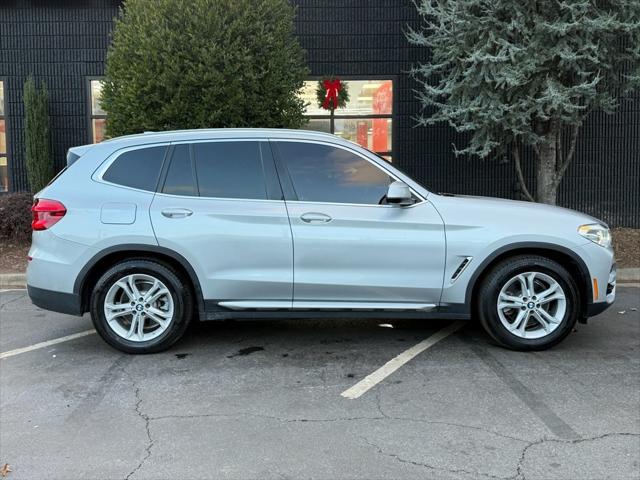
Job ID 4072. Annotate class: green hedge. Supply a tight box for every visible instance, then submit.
[102,0,310,137]
[23,76,53,193]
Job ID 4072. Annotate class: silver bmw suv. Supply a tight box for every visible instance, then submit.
[27,129,616,353]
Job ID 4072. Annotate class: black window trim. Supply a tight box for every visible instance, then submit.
[86,76,106,144]
[156,138,284,202]
[270,138,425,207]
[302,76,396,160]
[0,77,10,193]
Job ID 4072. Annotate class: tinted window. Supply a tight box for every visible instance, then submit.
[194,141,266,199]
[276,142,393,204]
[103,146,166,191]
[163,144,196,196]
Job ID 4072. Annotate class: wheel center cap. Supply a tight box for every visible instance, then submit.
[135,304,144,312]
[527,302,535,309]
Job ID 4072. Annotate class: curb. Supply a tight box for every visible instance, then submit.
[0,273,27,289]
[1,269,639,290]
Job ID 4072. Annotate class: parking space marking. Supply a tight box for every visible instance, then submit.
[340,321,465,400]
[0,329,96,360]
[0,288,27,293]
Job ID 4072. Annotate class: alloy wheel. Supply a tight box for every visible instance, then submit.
[496,271,566,339]
[103,273,174,342]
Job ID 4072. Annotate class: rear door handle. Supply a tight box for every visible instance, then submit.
[161,208,193,219]
[300,212,332,224]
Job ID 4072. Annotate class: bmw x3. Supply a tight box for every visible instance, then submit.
[27,129,616,353]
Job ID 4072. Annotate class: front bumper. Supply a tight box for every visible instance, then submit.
[586,264,616,317]
[27,285,83,316]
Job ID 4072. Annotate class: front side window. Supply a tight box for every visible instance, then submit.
[275,141,393,205]
[89,79,106,143]
[299,80,393,160]
[193,141,267,200]
[0,81,8,191]
[103,146,167,191]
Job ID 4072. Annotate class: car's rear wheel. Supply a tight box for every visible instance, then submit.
[90,259,192,354]
[477,255,580,351]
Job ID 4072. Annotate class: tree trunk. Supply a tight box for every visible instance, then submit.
[536,130,559,205]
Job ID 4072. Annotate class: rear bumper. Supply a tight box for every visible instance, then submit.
[27,285,83,316]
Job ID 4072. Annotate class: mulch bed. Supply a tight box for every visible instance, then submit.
[0,240,30,273]
[612,228,639,269]
[1,229,638,275]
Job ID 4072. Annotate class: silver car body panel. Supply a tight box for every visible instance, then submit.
[26,128,616,318]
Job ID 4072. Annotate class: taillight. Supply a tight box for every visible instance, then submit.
[31,199,66,231]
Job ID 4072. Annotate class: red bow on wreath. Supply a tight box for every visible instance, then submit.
[322,79,342,110]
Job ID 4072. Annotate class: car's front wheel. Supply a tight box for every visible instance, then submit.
[477,255,580,351]
[90,259,193,354]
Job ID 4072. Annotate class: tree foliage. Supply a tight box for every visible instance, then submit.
[102,0,309,137]
[407,0,640,204]
[23,76,53,193]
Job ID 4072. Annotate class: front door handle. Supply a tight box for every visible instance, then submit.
[300,212,332,224]
[161,208,193,219]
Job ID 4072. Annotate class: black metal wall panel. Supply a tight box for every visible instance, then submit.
[0,0,120,192]
[0,0,638,227]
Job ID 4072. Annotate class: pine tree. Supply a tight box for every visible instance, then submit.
[407,0,640,204]
[23,76,53,193]
[101,0,309,138]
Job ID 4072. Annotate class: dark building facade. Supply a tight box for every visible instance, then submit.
[0,0,638,227]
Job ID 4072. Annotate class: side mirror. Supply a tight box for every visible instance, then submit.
[386,181,414,206]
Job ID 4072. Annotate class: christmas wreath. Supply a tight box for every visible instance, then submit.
[316,77,349,111]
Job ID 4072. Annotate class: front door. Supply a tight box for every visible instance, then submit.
[272,140,445,310]
[150,140,293,308]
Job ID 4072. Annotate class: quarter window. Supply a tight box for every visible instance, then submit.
[103,146,167,192]
[0,81,8,191]
[89,79,106,143]
[275,142,393,205]
[299,80,393,160]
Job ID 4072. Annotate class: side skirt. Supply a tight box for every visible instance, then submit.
[202,301,471,321]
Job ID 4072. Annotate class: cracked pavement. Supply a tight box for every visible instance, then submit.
[1,287,639,479]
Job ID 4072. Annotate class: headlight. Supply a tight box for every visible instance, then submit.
[578,224,612,248]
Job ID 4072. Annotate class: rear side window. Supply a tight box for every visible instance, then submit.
[193,141,267,199]
[103,146,167,192]
[162,144,196,196]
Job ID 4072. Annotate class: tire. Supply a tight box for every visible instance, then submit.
[477,255,580,351]
[90,259,193,354]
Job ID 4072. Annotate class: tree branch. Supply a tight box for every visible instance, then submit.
[556,129,562,172]
[556,125,579,181]
[513,144,535,202]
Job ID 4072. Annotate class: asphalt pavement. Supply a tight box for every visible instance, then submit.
[0,286,638,480]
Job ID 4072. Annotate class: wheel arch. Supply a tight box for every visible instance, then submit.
[466,242,592,316]
[75,244,205,320]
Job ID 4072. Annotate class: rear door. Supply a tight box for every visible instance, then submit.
[272,140,445,310]
[149,140,293,308]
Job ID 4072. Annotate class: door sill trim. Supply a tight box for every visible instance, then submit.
[217,300,436,312]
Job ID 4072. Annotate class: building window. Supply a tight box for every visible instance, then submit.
[0,80,8,192]
[89,79,106,143]
[299,80,393,161]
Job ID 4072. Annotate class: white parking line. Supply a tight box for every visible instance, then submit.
[0,288,27,293]
[0,330,96,360]
[340,321,465,399]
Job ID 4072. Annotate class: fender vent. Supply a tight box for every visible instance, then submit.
[451,257,472,283]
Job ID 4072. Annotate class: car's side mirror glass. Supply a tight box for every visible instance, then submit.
[386,181,414,206]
